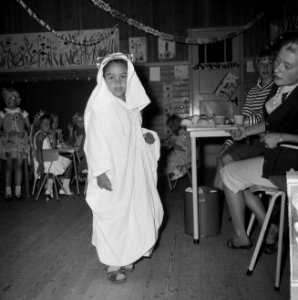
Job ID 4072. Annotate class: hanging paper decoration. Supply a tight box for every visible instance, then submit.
[14,0,265,47]
[193,62,239,70]
[15,0,118,46]
[90,0,265,45]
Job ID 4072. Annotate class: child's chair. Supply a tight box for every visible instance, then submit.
[32,149,64,201]
[166,144,200,191]
[246,185,286,290]
[167,167,192,191]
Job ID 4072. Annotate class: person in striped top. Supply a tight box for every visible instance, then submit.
[214,49,275,190]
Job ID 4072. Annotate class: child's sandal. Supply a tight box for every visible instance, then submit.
[121,264,134,272]
[107,269,127,283]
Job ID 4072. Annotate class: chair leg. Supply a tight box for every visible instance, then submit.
[84,178,88,195]
[274,192,286,290]
[247,213,256,236]
[187,169,192,185]
[167,174,173,191]
[32,178,37,196]
[52,175,59,201]
[247,194,277,275]
[35,174,49,201]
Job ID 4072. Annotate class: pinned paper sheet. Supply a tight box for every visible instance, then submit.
[149,67,160,81]
[246,60,255,73]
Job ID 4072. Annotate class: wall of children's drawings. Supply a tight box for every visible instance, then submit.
[0,28,119,70]
[137,62,190,140]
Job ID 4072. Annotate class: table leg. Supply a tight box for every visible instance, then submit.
[191,137,199,243]
[72,153,80,195]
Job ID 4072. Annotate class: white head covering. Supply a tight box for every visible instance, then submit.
[85,53,150,117]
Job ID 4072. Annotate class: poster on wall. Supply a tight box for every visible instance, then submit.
[129,37,147,63]
[214,72,240,102]
[158,38,176,60]
[0,27,119,71]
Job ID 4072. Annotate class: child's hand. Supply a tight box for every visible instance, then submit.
[17,132,25,138]
[68,124,74,134]
[226,126,246,141]
[96,173,112,191]
[9,131,17,137]
[143,132,155,144]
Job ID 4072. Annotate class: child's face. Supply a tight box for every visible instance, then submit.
[256,57,274,81]
[40,119,51,133]
[104,62,127,101]
[52,117,59,130]
[76,116,84,129]
[4,92,20,109]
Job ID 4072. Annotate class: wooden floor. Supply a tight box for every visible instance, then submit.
[0,170,290,300]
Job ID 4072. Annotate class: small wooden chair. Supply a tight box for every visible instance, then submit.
[246,185,286,290]
[33,149,64,201]
[167,168,192,191]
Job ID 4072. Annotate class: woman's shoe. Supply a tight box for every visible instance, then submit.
[265,224,279,254]
[227,238,252,249]
[264,242,278,254]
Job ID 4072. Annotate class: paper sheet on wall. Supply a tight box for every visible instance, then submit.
[149,67,160,81]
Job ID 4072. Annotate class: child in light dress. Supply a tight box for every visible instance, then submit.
[0,87,31,200]
[165,114,191,180]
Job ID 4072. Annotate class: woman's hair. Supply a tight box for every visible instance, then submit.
[103,59,128,77]
[280,31,298,54]
[166,114,182,135]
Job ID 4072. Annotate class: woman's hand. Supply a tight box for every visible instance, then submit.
[143,132,155,144]
[96,173,112,191]
[260,133,280,149]
[226,126,246,141]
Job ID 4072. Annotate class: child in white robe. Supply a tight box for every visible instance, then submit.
[84,53,164,283]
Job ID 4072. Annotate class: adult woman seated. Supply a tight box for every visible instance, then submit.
[220,31,298,250]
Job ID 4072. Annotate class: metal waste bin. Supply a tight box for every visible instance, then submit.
[184,186,221,237]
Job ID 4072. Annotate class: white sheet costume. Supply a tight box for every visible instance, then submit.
[84,53,164,267]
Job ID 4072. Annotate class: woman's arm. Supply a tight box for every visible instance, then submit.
[227,121,266,141]
[260,132,298,149]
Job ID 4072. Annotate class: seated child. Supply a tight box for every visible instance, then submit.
[67,112,85,147]
[165,114,191,180]
[50,113,64,147]
[33,114,73,198]
[67,112,86,182]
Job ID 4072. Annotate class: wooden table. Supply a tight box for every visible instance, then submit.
[58,147,80,195]
[187,124,237,243]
